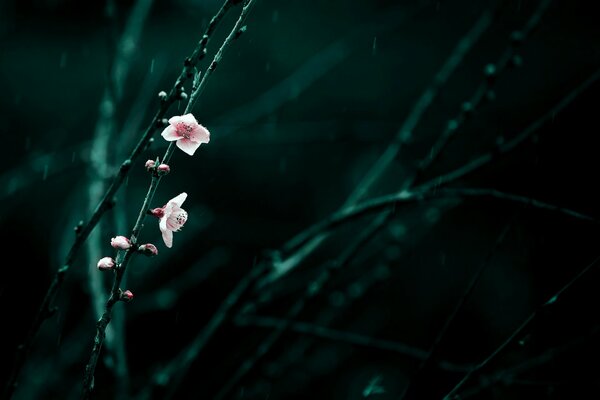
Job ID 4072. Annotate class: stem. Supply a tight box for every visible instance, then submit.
[81,174,160,399]
[399,221,514,399]
[2,3,238,398]
[442,255,600,399]
[235,315,472,372]
[81,0,257,396]
[283,187,596,258]
[214,213,392,400]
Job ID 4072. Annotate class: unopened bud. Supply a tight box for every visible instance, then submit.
[158,91,168,101]
[110,236,132,250]
[178,91,188,100]
[138,243,159,257]
[145,160,156,170]
[97,257,116,271]
[149,207,165,218]
[157,164,170,175]
[120,290,134,302]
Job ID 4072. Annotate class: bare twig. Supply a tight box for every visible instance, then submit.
[457,325,600,399]
[214,213,392,400]
[403,0,554,190]
[235,315,473,373]
[262,6,495,286]
[137,261,266,400]
[442,255,600,400]
[399,220,514,399]
[282,187,595,258]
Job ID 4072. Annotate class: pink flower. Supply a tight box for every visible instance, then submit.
[120,290,134,302]
[152,192,188,248]
[110,236,132,250]
[97,257,116,271]
[138,243,159,256]
[160,114,210,156]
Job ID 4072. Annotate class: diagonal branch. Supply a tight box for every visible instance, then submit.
[442,255,600,400]
[262,5,495,286]
[235,315,473,373]
[399,220,514,399]
[3,2,239,398]
[283,187,596,258]
[81,1,257,397]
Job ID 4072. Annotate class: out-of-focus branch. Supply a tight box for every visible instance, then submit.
[261,5,495,286]
[214,213,392,400]
[442,255,600,400]
[457,325,600,399]
[85,2,154,397]
[399,220,514,399]
[235,315,473,373]
[282,187,595,259]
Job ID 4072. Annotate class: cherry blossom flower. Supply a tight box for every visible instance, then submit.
[97,257,115,271]
[151,192,188,248]
[160,113,210,156]
[110,236,132,250]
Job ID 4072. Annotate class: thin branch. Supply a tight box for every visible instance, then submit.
[214,213,392,400]
[283,187,596,258]
[442,255,600,400]
[458,324,600,398]
[81,1,257,397]
[417,66,600,193]
[235,315,473,373]
[138,262,267,400]
[399,220,514,399]
[261,5,494,286]
[403,0,554,191]
[85,2,154,397]
[3,2,238,397]
[346,7,495,205]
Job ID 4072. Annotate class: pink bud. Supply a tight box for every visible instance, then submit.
[110,236,132,250]
[138,243,158,257]
[157,163,170,175]
[97,257,115,271]
[145,160,156,170]
[149,207,165,218]
[120,290,134,302]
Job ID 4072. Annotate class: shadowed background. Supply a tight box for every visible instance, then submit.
[1,0,599,399]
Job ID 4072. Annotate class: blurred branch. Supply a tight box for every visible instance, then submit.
[235,315,473,373]
[3,0,239,397]
[214,213,392,400]
[283,187,596,258]
[402,0,554,191]
[346,7,495,206]
[81,1,257,397]
[416,66,600,193]
[261,5,494,286]
[442,255,600,400]
[138,262,267,400]
[399,220,514,399]
[458,324,600,399]
[85,1,154,397]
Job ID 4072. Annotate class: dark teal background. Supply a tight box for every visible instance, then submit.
[1,0,599,398]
